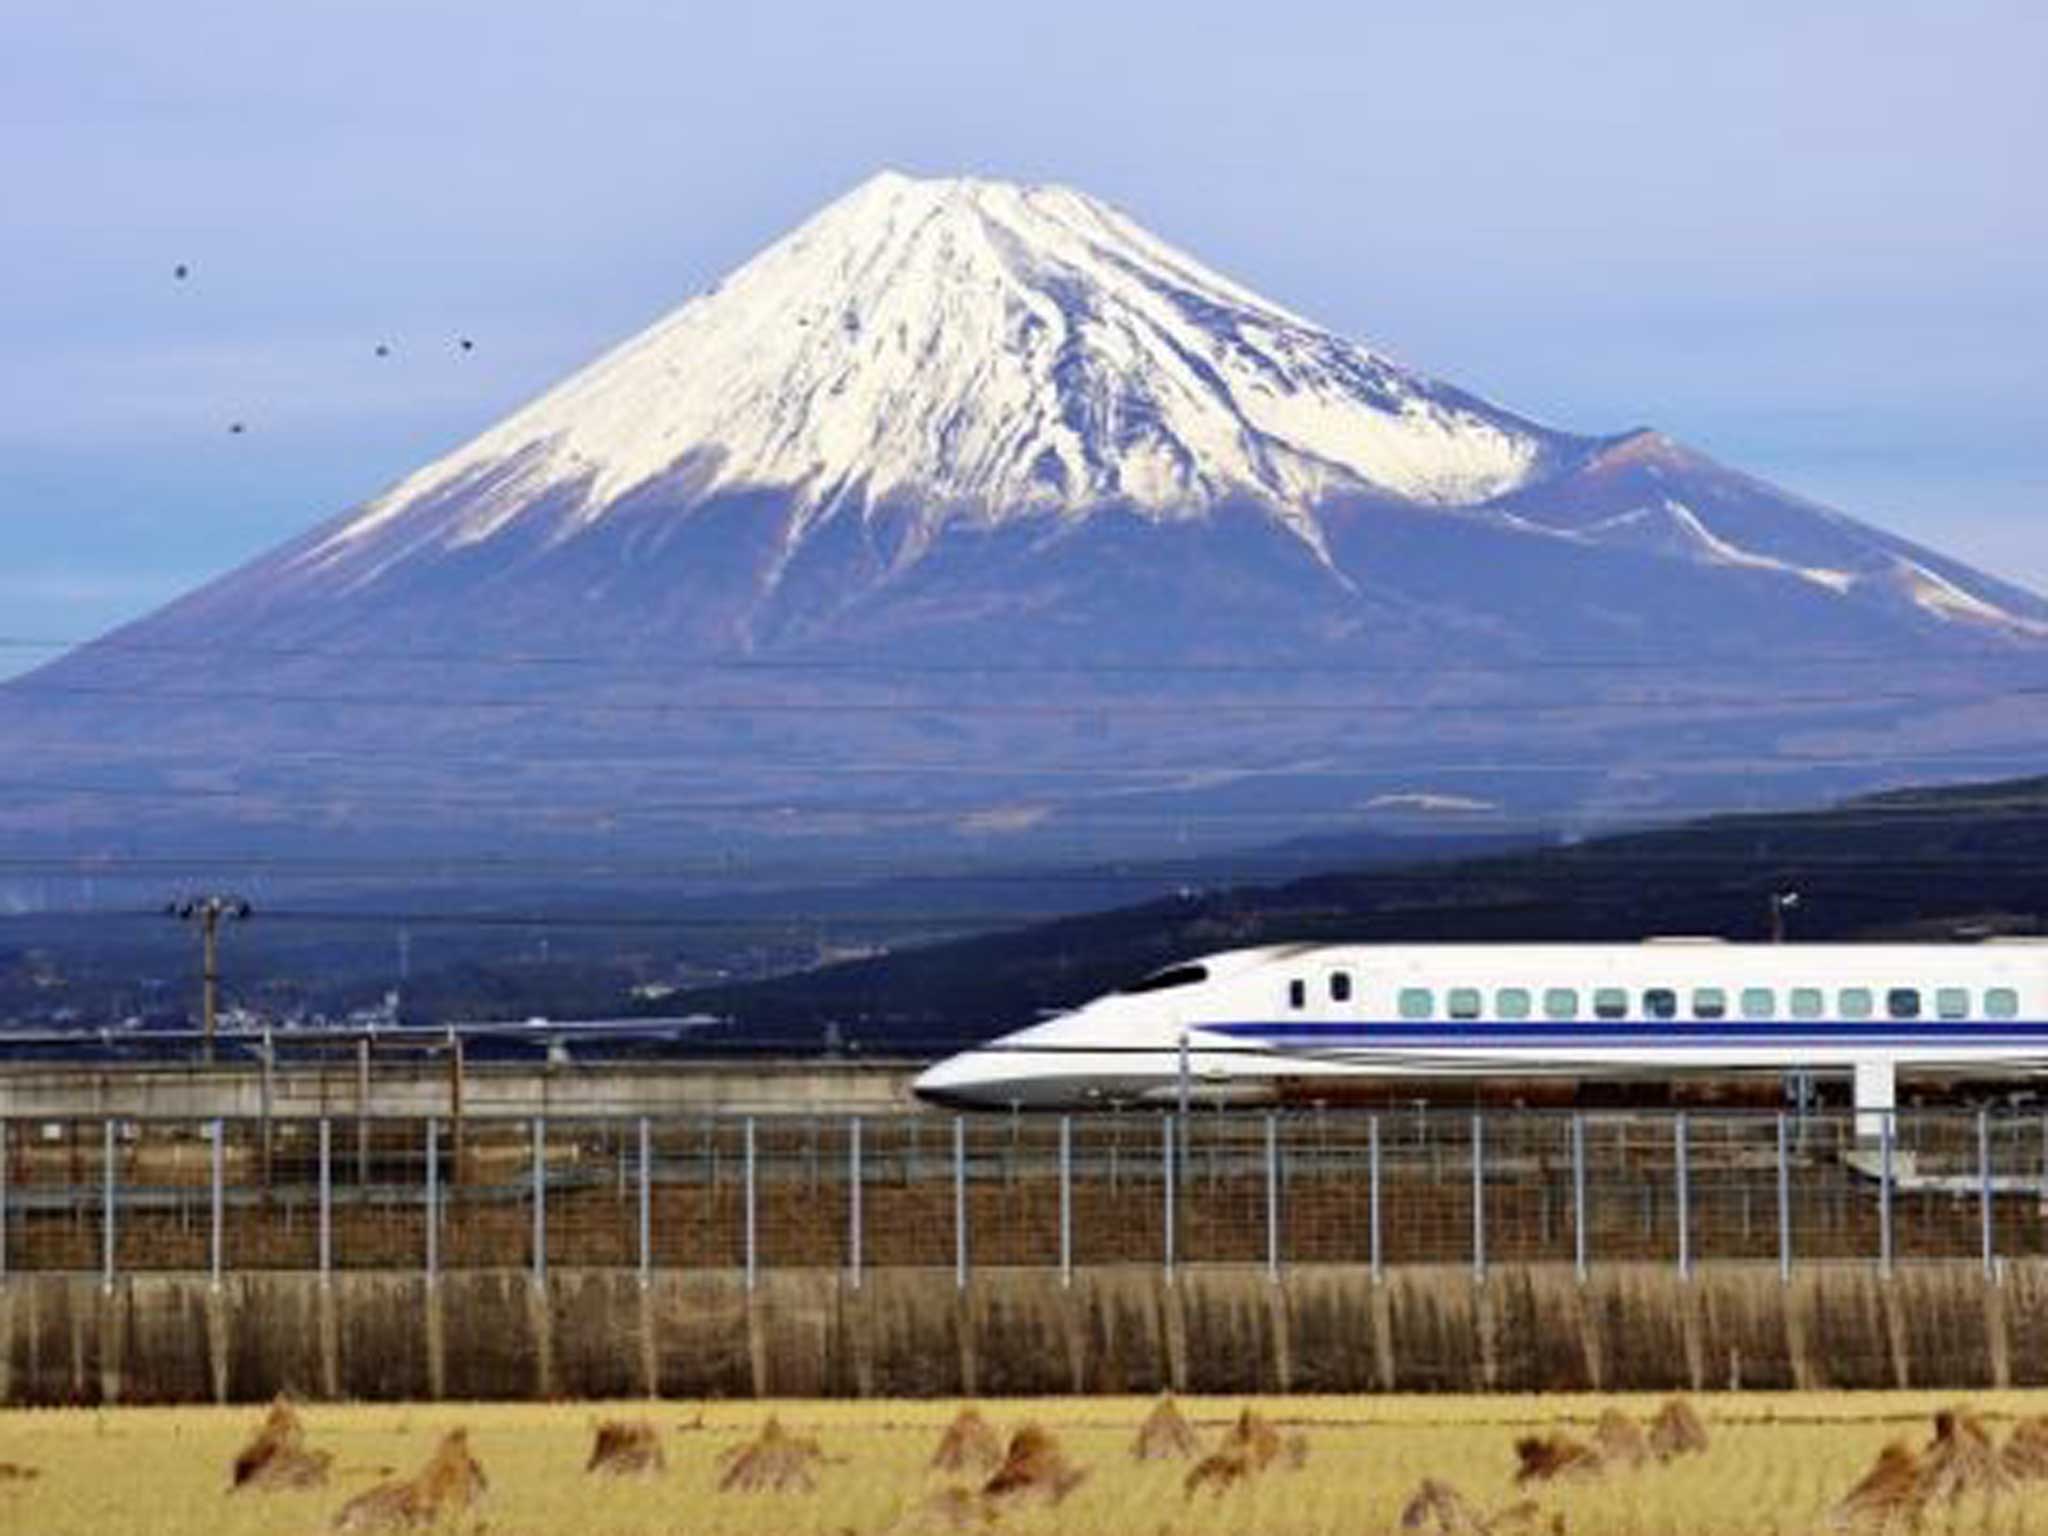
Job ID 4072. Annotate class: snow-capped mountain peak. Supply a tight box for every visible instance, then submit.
[305,171,1567,576]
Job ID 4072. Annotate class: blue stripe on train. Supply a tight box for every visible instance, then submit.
[1203,1019,2048,1046]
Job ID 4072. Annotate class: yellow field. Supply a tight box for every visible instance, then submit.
[6,1391,2048,1535]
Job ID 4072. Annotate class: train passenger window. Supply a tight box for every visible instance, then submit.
[1543,988,1579,1019]
[1791,988,1824,1019]
[1399,987,1434,1020]
[1330,971,1352,1003]
[1840,988,1874,1020]
[1987,987,2020,1019]
[1288,979,1305,1011]
[1693,988,1727,1020]
[1447,988,1482,1020]
[1496,988,1531,1020]
[1936,987,1969,1020]
[1644,988,1678,1020]
[1741,987,1775,1019]
[1886,988,1920,1020]
[1594,987,1628,1020]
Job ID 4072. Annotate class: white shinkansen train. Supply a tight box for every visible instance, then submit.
[910,940,2048,1124]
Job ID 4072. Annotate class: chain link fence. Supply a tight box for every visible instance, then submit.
[3,1108,2045,1282]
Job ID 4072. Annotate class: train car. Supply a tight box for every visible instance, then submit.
[910,939,2048,1127]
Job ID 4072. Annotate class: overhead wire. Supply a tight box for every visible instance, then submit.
[11,675,2048,719]
[2,630,2044,677]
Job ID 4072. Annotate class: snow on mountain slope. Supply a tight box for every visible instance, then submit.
[300,171,1571,582]
[1483,429,2048,636]
[1565,499,1857,594]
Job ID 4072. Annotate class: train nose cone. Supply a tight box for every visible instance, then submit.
[911,1052,982,1107]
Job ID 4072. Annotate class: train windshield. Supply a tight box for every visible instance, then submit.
[1118,964,1210,995]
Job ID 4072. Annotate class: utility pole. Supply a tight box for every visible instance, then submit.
[396,926,411,1022]
[166,895,252,1064]
[1769,889,1801,944]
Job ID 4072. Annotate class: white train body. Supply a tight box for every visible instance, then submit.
[911,940,2048,1121]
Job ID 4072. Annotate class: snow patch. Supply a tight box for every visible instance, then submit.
[1554,500,1857,594]
[1360,792,1499,814]
[1659,500,1857,593]
[1891,558,2048,635]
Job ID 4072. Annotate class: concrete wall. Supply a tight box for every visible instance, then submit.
[2,1261,2041,1404]
[0,1059,923,1123]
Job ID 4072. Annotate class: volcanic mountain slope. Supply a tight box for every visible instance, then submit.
[4,170,2045,876]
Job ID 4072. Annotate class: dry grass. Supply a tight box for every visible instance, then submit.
[586,1420,665,1477]
[1646,1398,1709,1462]
[1399,1480,1559,1536]
[930,1408,1003,1475]
[981,1424,1085,1507]
[1185,1407,1308,1497]
[1916,1408,2014,1507]
[895,1484,998,1534]
[229,1394,332,1492]
[1826,1408,2021,1532]
[1825,1439,1924,1532]
[718,1416,826,1493]
[1513,1432,1603,1486]
[330,1427,487,1534]
[1399,1477,1493,1536]
[1132,1393,1202,1461]
[1592,1408,1648,1470]
[14,1391,2048,1534]
[2004,1416,2048,1480]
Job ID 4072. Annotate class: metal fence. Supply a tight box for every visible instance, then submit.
[2,1108,2045,1284]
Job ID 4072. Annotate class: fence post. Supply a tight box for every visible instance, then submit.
[0,1119,8,1283]
[531,1115,547,1284]
[1775,1111,1791,1283]
[743,1116,757,1292]
[425,1115,438,1284]
[953,1115,968,1290]
[1369,1114,1382,1283]
[1572,1114,1588,1281]
[355,1038,371,1187]
[1162,1113,1177,1281]
[638,1116,652,1289]
[318,1117,333,1282]
[259,1027,275,1189]
[1980,1107,1995,1281]
[210,1118,225,1288]
[848,1115,862,1291]
[1058,1114,1073,1287]
[102,1118,116,1292]
[1265,1111,1280,1282]
[1675,1112,1690,1280]
[1878,1110,1894,1277]
[1471,1112,1486,1281]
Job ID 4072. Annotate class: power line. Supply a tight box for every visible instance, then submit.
[11,673,2048,719]
[3,631,2042,678]
[12,862,2047,938]
[13,834,2048,901]
[0,768,2045,828]
[4,743,2044,785]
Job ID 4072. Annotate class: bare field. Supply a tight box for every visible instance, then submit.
[7,1392,2048,1535]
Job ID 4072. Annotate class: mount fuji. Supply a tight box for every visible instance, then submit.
[5,170,2046,884]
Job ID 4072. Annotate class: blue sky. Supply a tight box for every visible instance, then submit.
[2,0,2041,675]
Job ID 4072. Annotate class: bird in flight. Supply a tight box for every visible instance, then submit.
[228,422,246,435]
[173,263,190,280]
[374,343,391,358]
